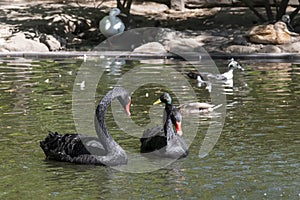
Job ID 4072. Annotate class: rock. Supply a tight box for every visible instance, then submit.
[260,45,282,53]
[39,34,62,51]
[0,27,12,38]
[231,36,248,45]
[224,45,261,54]
[156,29,184,45]
[166,38,204,53]
[133,42,167,54]
[281,41,300,53]
[171,0,185,11]
[1,33,49,52]
[131,2,169,15]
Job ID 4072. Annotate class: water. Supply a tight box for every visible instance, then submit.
[0,57,299,199]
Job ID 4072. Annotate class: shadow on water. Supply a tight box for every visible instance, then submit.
[0,57,299,199]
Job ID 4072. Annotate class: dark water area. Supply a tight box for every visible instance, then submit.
[0,57,299,199]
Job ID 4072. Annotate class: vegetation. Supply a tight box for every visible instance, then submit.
[114,0,300,22]
[240,0,300,22]
[68,0,300,22]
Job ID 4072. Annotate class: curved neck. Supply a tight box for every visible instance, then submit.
[94,87,127,140]
[227,67,234,72]
[109,13,117,23]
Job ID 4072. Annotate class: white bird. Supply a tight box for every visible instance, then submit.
[99,8,125,38]
[215,58,244,80]
[188,58,244,82]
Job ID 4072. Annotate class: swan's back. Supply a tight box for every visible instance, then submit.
[165,134,189,158]
[140,127,188,158]
[40,131,107,164]
[140,115,188,158]
[140,126,167,153]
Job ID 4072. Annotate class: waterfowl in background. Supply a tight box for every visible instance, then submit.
[248,21,298,44]
[99,8,125,38]
[187,72,208,87]
[40,87,131,166]
[140,93,188,159]
[178,102,222,114]
[215,58,244,80]
[281,14,294,31]
[188,58,244,82]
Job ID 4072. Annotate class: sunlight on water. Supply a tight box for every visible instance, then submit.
[0,58,299,199]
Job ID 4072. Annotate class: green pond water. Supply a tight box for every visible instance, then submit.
[0,57,299,199]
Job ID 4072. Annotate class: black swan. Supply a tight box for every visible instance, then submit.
[140,93,189,159]
[40,87,131,166]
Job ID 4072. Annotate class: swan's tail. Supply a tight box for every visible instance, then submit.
[40,131,116,165]
[40,131,61,158]
[40,131,89,161]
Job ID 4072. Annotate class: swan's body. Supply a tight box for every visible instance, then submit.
[178,102,222,114]
[140,93,188,159]
[40,87,131,166]
[99,8,125,38]
[188,58,244,82]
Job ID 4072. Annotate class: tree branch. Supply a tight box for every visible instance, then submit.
[290,0,300,20]
[278,0,290,18]
[240,0,267,22]
[264,0,274,21]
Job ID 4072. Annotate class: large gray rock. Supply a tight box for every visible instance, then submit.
[133,42,167,54]
[166,38,204,53]
[2,33,49,52]
[281,41,300,53]
[261,45,282,53]
[224,45,261,54]
[39,34,63,51]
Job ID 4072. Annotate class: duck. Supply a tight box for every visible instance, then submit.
[140,93,188,159]
[99,8,125,38]
[248,21,298,44]
[178,102,223,114]
[187,72,208,87]
[188,58,244,82]
[281,14,294,31]
[40,87,131,166]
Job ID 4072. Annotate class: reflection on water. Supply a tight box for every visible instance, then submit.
[0,58,299,199]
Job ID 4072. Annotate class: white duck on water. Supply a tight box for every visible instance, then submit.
[187,58,244,82]
[99,8,125,38]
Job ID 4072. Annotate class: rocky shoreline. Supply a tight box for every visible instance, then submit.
[0,1,299,55]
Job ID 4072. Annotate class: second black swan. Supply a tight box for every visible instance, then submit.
[140,93,189,159]
[40,87,131,166]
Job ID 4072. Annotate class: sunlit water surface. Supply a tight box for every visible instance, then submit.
[0,57,299,199]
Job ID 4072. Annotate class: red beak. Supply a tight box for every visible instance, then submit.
[175,121,183,136]
[125,100,131,116]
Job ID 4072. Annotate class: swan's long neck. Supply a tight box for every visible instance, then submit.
[223,68,234,79]
[109,12,118,24]
[94,87,127,141]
